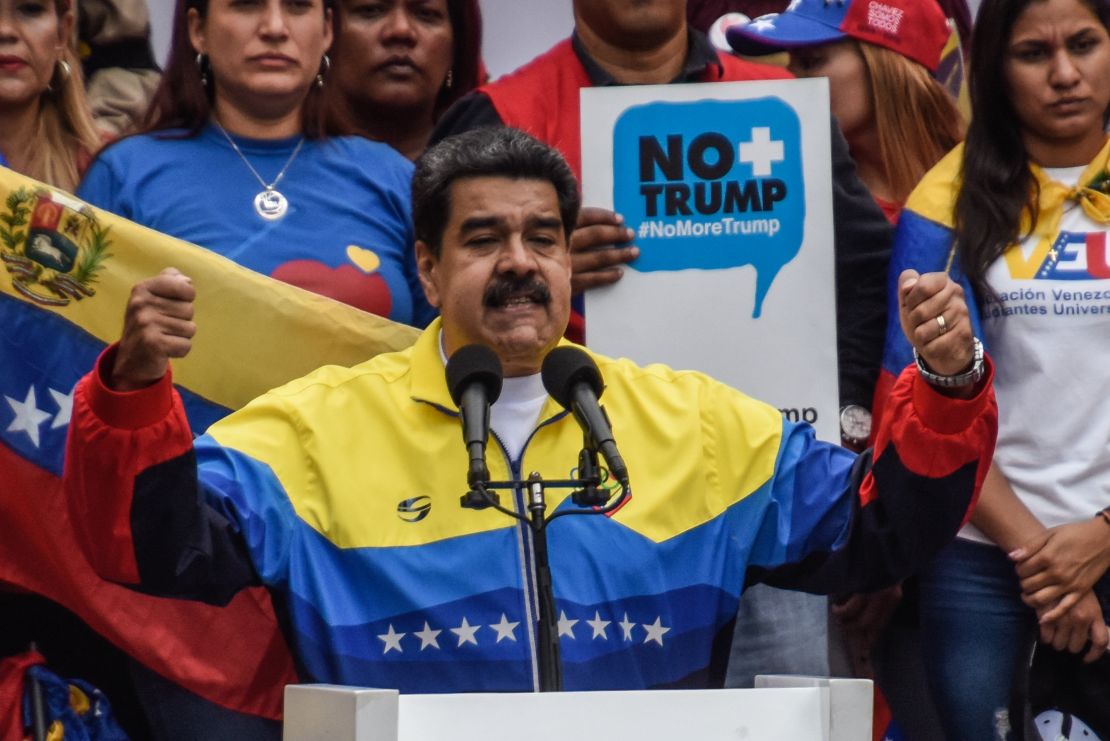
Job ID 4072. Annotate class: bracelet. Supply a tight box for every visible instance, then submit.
[1097,507,1110,528]
[913,337,986,388]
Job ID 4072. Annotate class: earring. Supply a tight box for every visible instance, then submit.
[46,58,70,93]
[315,54,330,88]
[444,68,453,89]
[196,53,210,87]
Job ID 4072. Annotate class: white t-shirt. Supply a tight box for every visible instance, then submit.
[490,374,548,464]
[439,333,548,464]
[960,164,1110,542]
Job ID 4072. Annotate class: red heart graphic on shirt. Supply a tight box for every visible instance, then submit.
[271,260,393,317]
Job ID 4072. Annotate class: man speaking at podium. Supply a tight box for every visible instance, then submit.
[64,128,995,694]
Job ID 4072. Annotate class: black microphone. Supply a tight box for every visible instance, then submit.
[541,347,629,487]
[445,344,503,488]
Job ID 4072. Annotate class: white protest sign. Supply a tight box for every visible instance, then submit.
[581,78,839,441]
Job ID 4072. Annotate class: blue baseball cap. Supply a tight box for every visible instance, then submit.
[726,0,950,72]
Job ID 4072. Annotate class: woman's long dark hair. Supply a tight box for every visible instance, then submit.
[956,0,1110,298]
[434,0,484,118]
[141,0,352,139]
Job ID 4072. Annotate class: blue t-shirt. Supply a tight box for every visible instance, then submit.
[78,125,434,327]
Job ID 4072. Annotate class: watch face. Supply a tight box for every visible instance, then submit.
[840,405,872,440]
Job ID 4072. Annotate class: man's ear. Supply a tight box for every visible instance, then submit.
[415,240,441,309]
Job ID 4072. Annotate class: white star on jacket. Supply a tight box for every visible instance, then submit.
[587,611,611,640]
[489,614,520,643]
[557,610,579,639]
[5,386,52,448]
[414,621,441,651]
[642,617,671,646]
[619,613,636,641]
[378,624,405,654]
[451,617,480,647]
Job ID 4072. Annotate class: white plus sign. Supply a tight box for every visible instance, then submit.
[738,127,784,177]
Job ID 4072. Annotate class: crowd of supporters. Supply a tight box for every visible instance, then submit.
[1,0,1108,739]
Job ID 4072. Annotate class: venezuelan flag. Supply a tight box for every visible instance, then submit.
[0,167,419,717]
[872,146,983,433]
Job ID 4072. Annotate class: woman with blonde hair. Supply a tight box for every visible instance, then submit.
[0,0,101,191]
[728,0,962,221]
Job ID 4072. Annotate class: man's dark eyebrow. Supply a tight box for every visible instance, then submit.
[459,216,503,233]
[528,216,564,231]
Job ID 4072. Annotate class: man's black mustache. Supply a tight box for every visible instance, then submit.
[483,276,551,307]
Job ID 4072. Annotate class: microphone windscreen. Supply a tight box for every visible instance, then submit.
[446,344,504,406]
[541,347,603,409]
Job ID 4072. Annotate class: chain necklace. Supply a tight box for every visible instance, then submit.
[214,120,306,221]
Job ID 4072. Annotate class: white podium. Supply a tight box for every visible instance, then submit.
[283,677,872,741]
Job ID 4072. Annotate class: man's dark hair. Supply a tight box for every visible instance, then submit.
[412,127,581,256]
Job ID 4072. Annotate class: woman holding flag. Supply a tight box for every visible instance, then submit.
[879,0,1110,737]
[77,0,434,328]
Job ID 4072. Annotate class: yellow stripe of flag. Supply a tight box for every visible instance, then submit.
[0,167,419,409]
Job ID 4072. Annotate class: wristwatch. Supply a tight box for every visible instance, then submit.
[839,405,872,447]
[913,337,986,388]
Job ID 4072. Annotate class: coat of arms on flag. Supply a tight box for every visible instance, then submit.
[1,188,111,308]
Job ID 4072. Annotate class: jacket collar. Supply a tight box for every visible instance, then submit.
[409,318,456,412]
[408,317,574,423]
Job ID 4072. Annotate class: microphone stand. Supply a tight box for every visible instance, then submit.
[526,473,562,693]
[460,437,630,693]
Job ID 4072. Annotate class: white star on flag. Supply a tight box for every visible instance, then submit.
[451,617,480,647]
[642,616,671,646]
[48,387,74,429]
[378,624,405,654]
[489,614,519,643]
[586,611,611,640]
[557,610,578,639]
[619,613,636,641]
[5,386,52,448]
[414,621,441,651]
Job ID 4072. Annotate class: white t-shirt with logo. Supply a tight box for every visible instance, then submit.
[960,164,1110,543]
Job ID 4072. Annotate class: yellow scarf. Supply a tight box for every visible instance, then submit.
[1006,137,1110,278]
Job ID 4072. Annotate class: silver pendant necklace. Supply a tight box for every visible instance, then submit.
[214,121,306,221]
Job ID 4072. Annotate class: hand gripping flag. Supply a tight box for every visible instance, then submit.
[0,168,420,718]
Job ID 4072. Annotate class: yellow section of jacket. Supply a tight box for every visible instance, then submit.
[209,319,786,548]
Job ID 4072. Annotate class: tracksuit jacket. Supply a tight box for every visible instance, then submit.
[65,320,997,692]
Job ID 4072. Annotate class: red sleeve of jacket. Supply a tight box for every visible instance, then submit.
[750,357,997,594]
[64,344,193,585]
[860,356,997,525]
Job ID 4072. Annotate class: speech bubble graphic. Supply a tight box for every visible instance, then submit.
[613,97,805,317]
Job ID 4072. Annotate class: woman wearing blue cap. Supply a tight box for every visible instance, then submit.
[727,0,962,222]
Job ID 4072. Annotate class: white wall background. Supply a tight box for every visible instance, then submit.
[147,0,574,80]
